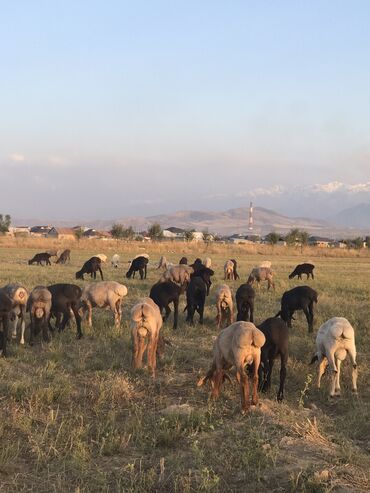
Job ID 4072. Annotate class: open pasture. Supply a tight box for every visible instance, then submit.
[0,244,370,492]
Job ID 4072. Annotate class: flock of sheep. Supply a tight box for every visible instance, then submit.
[0,250,358,414]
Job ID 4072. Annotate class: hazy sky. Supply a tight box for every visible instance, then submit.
[1,1,370,220]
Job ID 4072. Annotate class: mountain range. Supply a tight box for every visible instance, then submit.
[14,204,370,238]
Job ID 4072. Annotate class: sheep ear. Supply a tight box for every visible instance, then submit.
[252,327,266,347]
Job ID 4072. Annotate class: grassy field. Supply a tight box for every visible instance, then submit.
[0,243,369,492]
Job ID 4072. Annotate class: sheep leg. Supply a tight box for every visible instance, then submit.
[311,272,314,279]
[249,303,254,323]
[239,370,250,412]
[308,303,314,332]
[251,355,260,406]
[139,268,144,280]
[144,264,147,279]
[29,314,36,346]
[115,299,122,327]
[302,307,312,332]
[198,301,205,324]
[87,302,93,328]
[172,299,179,330]
[264,357,274,392]
[317,358,328,388]
[334,358,341,396]
[1,314,9,357]
[132,335,147,369]
[277,352,288,402]
[211,369,223,399]
[147,334,158,378]
[186,303,195,325]
[163,305,171,322]
[216,303,221,329]
[71,303,83,339]
[98,266,104,281]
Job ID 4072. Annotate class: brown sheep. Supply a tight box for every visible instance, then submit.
[215,284,234,329]
[158,264,194,287]
[247,267,275,290]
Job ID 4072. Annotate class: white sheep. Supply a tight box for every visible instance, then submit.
[130,297,163,377]
[198,321,266,412]
[203,257,212,268]
[215,284,234,329]
[111,254,120,268]
[259,260,272,269]
[80,281,128,327]
[311,317,357,397]
[1,284,29,345]
[247,267,275,290]
[157,255,173,270]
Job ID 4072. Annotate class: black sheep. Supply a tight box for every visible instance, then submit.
[289,263,315,280]
[0,291,13,357]
[150,281,183,330]
[75,257,103,280]
[235,283,255,323]
[126,256,148,279]
[277,285,318,333]
[28,252,52,266]
[185,277,207,325]
[47,284,83,338]
[257,317,289,401]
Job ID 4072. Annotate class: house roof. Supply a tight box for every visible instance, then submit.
[53,227,75,235]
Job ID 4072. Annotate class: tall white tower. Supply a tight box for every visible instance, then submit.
[248,201,253,231]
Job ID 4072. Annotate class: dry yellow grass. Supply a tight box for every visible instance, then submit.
[0,241,369,492]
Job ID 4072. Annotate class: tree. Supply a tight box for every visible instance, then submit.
[0,214,11,234]
[365,236,370,248]
[265,232,280,245]
[74,228,84,241]
[148,223,163,241]
[352,237,364,249]
[285,228,300,246]
[111,223,126,240]
[202,230,213,244]
[184,229,195,242]
[299,231,309,246]
[123,225,135,240]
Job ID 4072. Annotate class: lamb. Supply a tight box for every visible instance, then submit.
[247,267,275,290]
[126,256,148,279]
[27,286,52,345]
[133,253,149,260]
[80,281,128,327]
[2,284,29,345]
[277,285,318,333]
[185,277,207,325]
[310,317,357,397]
[158,264,194,287]
[130,297,163,377]
[28,252,52,266]
[149,281,183,330]
[224,260,235,280]
[289,263,315,280]
[215,284,234,329]
[259,260,272,269]
[257,317,289,401]
[231,259,240,280]
[235,283,255,323]
[0,291,13,357]
[111,254,120,268]
[56,249,71,264]
[94,254,107,263]
[179,256,188,265]
[76,256,104,280]
[47,283,83,338]
[197,321,266,412]
[203,257,212,268]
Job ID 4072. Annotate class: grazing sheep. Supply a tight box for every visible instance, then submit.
[27,286,52,345]
[203,257,212,268]
[215,284,234,329]
[179,256,188,265]
[235,283,255,323]
[0,291,13,357]
[76,257,104,281]
[277,285,318,333]
[224,260,235,280]
[94,254,107,263]
[130,298,162,377]
[28,252,52,266]
[259,260,272,269]
[47,284,83,338]
[231,259,240,280]
[56,249,71,264]
[289,263,315,280]
[158,264,194,287]
[257,317,289,402]
[197,321,266,412]
[310,317,357,397]
[191,258,203,271]
[126,256,148,279]
[247,267,275,290]
[185,277,207,325]
[80,281,128,327]
[2,284,29,345]
[149,281,183,330]
[133,253,149,260]
[111,254,120,269]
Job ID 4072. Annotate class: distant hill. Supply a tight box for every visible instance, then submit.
[330,203,370,229]
[14,206,369,238]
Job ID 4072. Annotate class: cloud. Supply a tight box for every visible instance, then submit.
[9,153,25,162]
